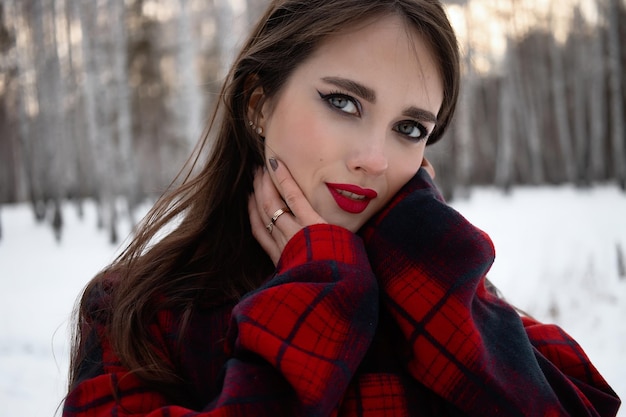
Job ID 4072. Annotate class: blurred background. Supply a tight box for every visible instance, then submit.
[0,0,625,416]
[0,0,624,242]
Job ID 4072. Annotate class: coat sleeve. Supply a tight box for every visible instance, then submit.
[359,168,621,417]
[63,224,378,417]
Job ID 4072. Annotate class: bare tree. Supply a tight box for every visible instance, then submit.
[76,0,118,242]
[511,33,545,185]
[175,0,203,151]
[606,0,625,189]
[547,6,577,183]
[494,38,515,192]
[61,0,91,216]
[453,3,474,198]
[12,0,43,219]
[30,0,68,239]
[214,0,236,77]
[111,0,140,224]
[564,6,587,185]
[587,23,607,182]
[3,0,32,205]
[3,0,625,224]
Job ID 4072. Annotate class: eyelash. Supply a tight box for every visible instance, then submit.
[318,90,362,116]
[394,121,430,142]
[317,90,430,143]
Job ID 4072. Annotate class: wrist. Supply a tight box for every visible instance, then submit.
[276,224,366,272]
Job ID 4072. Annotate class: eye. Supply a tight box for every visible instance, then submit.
[394,120,429,142]
[318,91,361,116]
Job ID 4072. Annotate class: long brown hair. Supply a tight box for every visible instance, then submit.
[69,0,460,396]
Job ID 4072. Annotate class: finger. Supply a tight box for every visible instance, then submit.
[251,167,302,262]
[256,168,302,242]
[251,168,282,242]
[254,164,287,220]
[267,158,326,226]
[421,157,435,179]
[248,192,281,264]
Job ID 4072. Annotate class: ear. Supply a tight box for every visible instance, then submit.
[245,75,266,128]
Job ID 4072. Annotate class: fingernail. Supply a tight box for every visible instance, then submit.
[269,158,278,171]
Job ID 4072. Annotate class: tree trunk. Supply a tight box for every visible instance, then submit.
[31,0,67,234]
[6,0,34,205]
[76,0,118,241]
[454,6,474,198]
[513,39,544,185]
[570,7,590,186]
[548,23,577,183]
[588,28,606,182]
[111,0,139,222]
[495,40,515,192]
[62,0,88,210]
[606,0,625,189]
[177,0,203,151]
[214,0,236,78]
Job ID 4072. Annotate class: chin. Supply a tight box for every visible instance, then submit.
[318,208,368,232]
[323,217,359,233]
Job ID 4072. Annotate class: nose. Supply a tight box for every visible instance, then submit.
[346,138,388,176]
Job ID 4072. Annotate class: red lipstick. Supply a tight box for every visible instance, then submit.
[326,183,378,214]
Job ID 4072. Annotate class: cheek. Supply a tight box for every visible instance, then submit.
[265,107,335,169]
[384,151,425,198]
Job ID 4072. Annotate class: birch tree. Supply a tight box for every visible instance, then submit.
[494,38,515,192]
[519,41,545,185]
[214,0,236,78]
[15,0,43,219]
[587,21,607,182]
[547,7,577,183]
[111,0,140,224]
[454,3,474,197]
[61,0,90,216]
[30,0,68,239]
[126,0,172,194]
[606,0,625,188]
[76,0,119,242]
[567,6,590,185]
[176,0,203,151]
[2,0,31,205]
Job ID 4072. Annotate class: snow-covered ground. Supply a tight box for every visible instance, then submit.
[1,184,625,417]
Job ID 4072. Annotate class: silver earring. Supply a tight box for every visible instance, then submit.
[248,120,264,136]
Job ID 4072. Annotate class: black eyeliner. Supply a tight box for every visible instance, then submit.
[317,90,362,116]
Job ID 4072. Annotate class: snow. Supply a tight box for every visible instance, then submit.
[451,184,626,412]
[1,185,625,416]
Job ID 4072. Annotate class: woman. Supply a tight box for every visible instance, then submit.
[64,0,620,416]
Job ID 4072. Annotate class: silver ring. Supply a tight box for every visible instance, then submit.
[270,207,291,224]
[265,222,273,234]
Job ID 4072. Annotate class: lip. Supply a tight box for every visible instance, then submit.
[326,183,378,214]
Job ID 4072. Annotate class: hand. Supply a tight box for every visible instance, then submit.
[248,158,327,265]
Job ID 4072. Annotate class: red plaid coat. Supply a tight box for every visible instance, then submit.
[63,169,620,417]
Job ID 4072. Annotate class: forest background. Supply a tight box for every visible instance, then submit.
[0,0,624,243]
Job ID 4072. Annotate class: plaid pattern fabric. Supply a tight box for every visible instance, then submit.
[359,170,620,416]
[63,169,621,417]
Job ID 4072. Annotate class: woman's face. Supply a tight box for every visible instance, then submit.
[260,14,443,232]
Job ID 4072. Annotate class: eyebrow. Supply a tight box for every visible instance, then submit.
[404,107,438,124]
[321,76,376,103]
[321,76,438,124]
